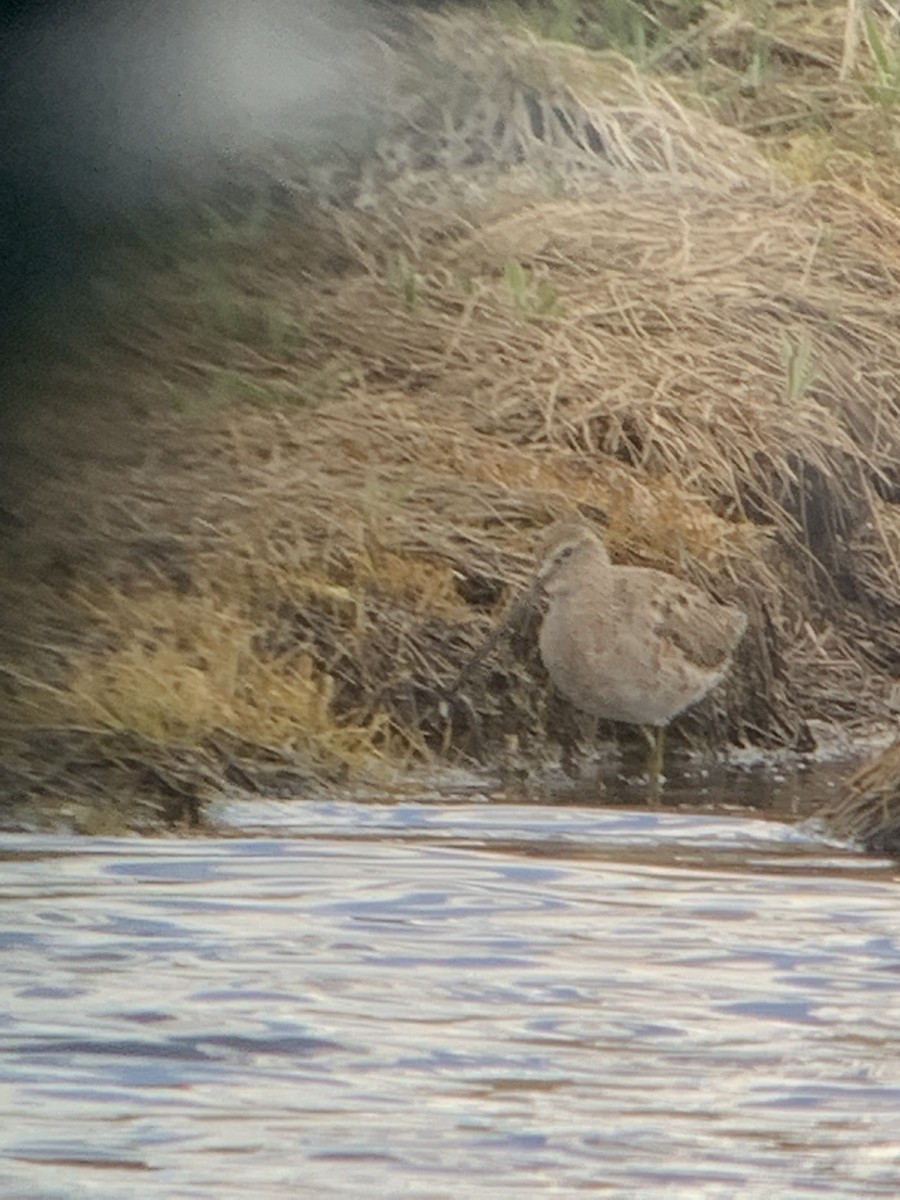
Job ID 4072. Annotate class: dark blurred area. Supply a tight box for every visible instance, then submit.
[0,0,471,410]
[1,0,509,557]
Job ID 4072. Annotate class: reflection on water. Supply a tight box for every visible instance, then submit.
[2,791,900,1198]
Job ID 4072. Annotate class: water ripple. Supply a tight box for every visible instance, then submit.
[1,801,899,1198]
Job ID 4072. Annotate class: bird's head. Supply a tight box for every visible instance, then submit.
[535,519,610,592]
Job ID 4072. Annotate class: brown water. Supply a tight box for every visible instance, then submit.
[3,772,900,1199]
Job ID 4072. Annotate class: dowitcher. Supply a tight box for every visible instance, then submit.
[536,518,747,795]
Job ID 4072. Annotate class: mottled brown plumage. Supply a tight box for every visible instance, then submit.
[536,519,746,791]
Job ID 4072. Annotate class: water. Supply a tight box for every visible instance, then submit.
[3,783,900,1199]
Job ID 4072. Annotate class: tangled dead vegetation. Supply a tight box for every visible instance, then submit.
[2,14,900,828]
[818,731,900,852]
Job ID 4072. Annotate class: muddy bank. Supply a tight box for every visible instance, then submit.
[2,14,899,833]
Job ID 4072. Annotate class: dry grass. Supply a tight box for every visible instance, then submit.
[647,0,900,212]
[20,586,382,758]
[3,11,900,827]
[818,731,900,851]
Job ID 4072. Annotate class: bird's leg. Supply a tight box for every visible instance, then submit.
[641,725,666,802]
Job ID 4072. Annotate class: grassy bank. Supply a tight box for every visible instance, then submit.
[2,4,900,832]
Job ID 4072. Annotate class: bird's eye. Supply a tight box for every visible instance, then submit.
[557,545,574,561]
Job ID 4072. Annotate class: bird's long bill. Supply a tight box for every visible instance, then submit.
[448,576,541,694]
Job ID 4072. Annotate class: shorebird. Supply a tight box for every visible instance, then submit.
[536,518,747,796]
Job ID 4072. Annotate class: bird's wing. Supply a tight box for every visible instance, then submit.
[644,574,747,672]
